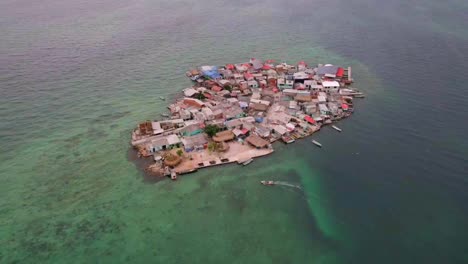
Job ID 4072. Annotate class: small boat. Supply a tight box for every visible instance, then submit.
[312,140,322,148]
[242,158,253,166]
[178,168,198,175]
[282,135,295,144]
[261,181,275,186]
[160,113,170,117]
[159,96,166,100]
[332,125,342,132]
[339,88,363,97]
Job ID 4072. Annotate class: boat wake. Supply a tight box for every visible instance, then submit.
[272,181,302,190]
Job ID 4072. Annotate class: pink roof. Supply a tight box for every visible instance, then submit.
[203,93,213,99]
[298,61,307,66]
[341,103,349,110]
[304,115,316,124]
[212,86,223,92]
[244,72,254,80]
[241,128,249,134]
[262,64,272,70]
[226,64,235,70]
[296,83,306,90]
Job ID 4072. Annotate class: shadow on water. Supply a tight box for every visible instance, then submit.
[255,167,340,252]
[126,147,168,183]
[91,111,132,124]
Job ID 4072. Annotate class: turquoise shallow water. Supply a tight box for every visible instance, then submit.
[1,0,468,263]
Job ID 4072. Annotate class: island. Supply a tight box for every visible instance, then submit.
[130,58,364,180]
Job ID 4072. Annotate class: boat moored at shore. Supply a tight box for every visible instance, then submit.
[242,158,253,166]
[282,135,295,144]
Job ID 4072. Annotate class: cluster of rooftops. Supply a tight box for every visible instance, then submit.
[131,58,363,158]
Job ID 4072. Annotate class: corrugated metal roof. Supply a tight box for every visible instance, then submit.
[317,65,339,75]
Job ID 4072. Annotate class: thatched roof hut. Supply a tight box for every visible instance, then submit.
[138,121,153,136]
[190,69,200,76]
[213,130,235,142]
[246,134,269,148]
[163,153,181,167]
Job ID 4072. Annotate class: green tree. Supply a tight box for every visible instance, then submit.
[208,142,217,152]
[223,84,233,92]
[176,149,183,157]
[204,124,220,137]
[208,142,219,152]
[195,93,206,100]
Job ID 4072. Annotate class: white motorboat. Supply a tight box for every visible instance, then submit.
[260,181,275,186]
[332,125,342,132]
[312,140,322,148]
[282,135,295,144]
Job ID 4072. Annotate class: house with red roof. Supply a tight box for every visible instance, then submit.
[244,72,254,81]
